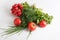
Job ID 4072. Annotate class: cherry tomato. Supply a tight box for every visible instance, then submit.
[39,20,47,28]
[11,3,23,16]
[28,22,37,31]
[14,18,22,26]
[18,4,23,11]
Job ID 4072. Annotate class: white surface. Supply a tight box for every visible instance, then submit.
[0,0,60,40]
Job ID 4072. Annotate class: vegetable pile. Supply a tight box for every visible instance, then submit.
[1,2,53,38]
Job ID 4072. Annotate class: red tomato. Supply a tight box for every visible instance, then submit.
[39,20,47,28]
[28,22,37,31]
[14,18,22,26]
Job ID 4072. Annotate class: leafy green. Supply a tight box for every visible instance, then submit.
[21,2,53,26]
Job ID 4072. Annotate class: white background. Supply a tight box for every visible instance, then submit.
[0,0,60,40]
